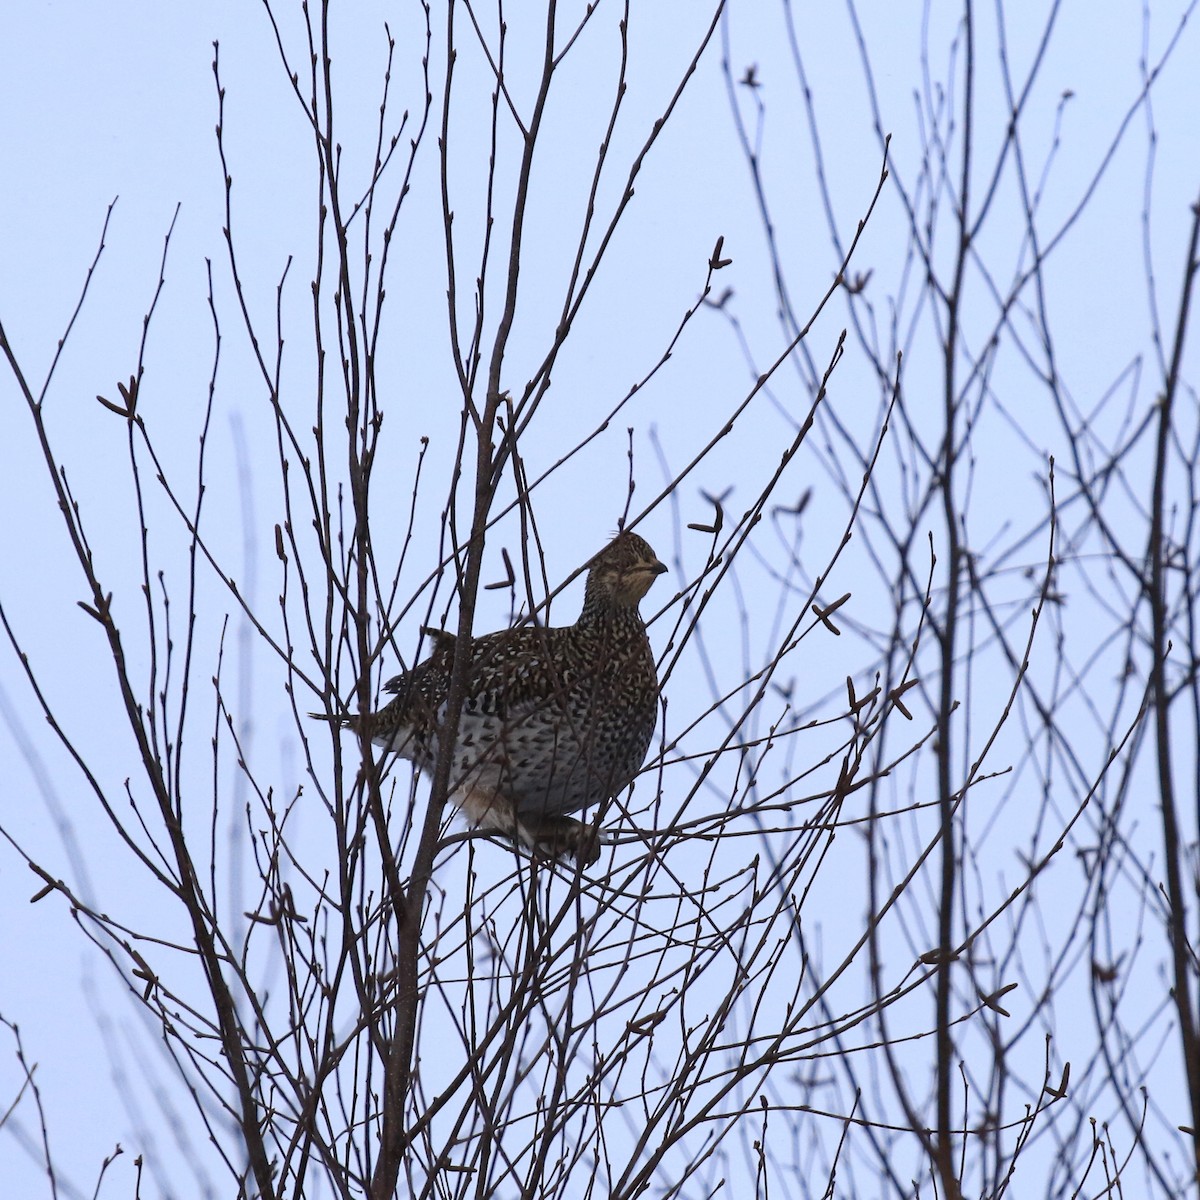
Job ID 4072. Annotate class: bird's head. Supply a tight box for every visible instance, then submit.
[584,530,668,610]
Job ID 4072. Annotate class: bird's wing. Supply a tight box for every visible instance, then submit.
[459,627,581,721]
[381,625,580,722]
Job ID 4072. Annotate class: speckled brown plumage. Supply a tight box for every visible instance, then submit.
[318,531,667,864]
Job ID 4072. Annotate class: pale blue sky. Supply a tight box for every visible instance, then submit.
[3,1,1199,1195]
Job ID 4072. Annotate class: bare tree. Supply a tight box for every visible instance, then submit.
[714,1,1200,1196]
[3,2,1197,1199]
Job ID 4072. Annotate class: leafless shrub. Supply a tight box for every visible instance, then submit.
[2,3,1197,1199]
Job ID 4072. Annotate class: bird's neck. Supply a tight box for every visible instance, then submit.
[576,595,641,632]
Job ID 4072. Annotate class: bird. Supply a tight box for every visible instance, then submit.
[315,530,668,865]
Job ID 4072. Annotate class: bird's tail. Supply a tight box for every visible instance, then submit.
[308,710,354,729]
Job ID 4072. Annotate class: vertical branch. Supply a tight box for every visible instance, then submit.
[1148,188,1200,1180]
[372,5,565,1196]
[933,6,974,1197]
